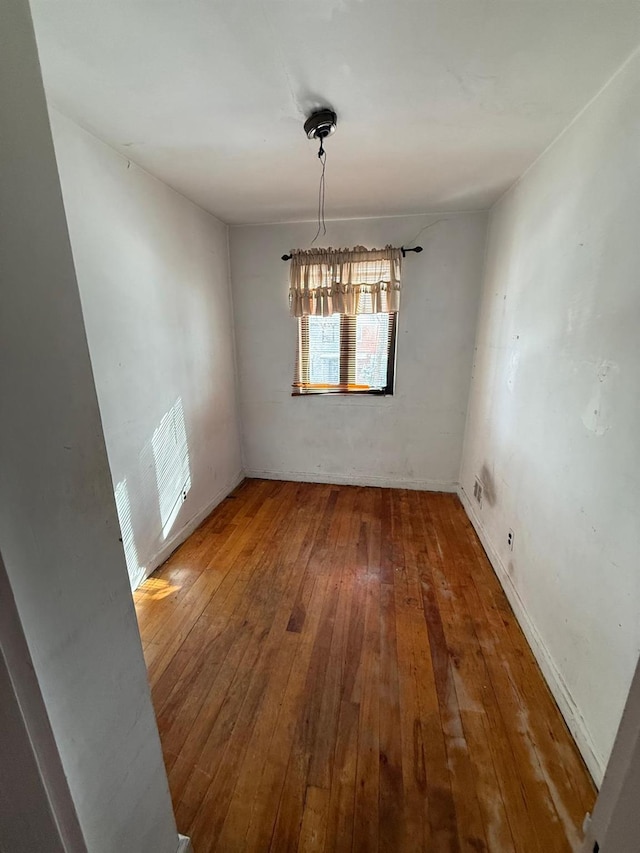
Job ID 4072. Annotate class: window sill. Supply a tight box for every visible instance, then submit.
[291,389,393,398]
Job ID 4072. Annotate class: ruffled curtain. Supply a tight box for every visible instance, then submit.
[289,245,402,317]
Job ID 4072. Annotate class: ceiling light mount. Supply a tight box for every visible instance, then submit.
[304,108,337,141]
[302,107,337,244]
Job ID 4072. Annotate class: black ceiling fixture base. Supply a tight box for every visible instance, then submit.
[303,109,337,140]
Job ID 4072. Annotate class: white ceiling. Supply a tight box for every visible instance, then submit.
[31,1,640,225]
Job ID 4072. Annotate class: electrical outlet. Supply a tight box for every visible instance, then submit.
[507,529,514,551]
[473,477,483,507]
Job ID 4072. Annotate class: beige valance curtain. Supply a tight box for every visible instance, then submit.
[288,245,402,317]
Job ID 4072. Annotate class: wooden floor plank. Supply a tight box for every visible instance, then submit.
[449,498,595,823]
[298,786,330,853]
[269,488,348,851]
[134,479,596,853]
[431,494,585,852]
[352,527,381,853]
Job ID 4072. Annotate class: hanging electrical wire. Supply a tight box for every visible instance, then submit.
[310,141,327,245]
[302,109,336,246]
[280,108,426,261]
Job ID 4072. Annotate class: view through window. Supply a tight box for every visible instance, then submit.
[294,311,396,395]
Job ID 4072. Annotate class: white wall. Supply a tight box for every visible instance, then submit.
[0,0,177,849]
[459,47,640,783]
[583,657,640,851]
[0,550,82,853]
[50,111,243,588]
[231,214,487,489]
[0,643,66,853]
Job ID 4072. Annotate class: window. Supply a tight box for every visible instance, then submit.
[293,311,397,395]
[288,245,402,395]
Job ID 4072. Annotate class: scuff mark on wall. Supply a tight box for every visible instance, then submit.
[506,346,520,394]
[480,463,497,506]
[582,359,619,437]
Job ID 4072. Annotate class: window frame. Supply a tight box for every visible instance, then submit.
[292,311,397,397]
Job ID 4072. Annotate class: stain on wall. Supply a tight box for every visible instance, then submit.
[479,463,497,507]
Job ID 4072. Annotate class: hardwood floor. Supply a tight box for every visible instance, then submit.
[134,479,595,852]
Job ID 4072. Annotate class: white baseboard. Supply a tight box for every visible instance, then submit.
[245,468,457,492]
[177,834,193,853]
[137,470,245,587]
[457,485,605,786]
